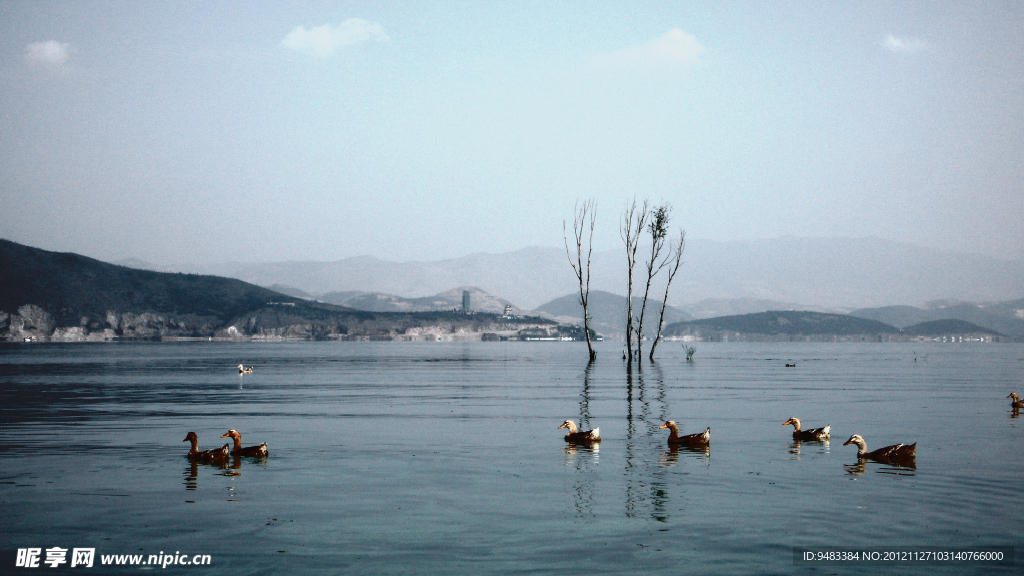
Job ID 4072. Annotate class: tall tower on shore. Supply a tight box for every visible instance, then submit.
[462,290,471,312]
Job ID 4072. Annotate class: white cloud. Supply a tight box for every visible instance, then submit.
[281,19,389,57]
[25,40,70,66]
[882,35,929,53]
[592,29,704,70]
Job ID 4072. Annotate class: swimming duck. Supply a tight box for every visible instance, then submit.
[783,417,831,440]
[660,421,710,446]
[182,432,230,462]
[221,429,269,457]
[238,364,253,374]
[558,420,601,442]
[843,434,915,462]
[1007,393,1024,409]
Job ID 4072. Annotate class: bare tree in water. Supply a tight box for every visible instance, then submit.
[564,199,597,362]
[649,230,685,360]
[635,204,672,361]
[620,198,648,363]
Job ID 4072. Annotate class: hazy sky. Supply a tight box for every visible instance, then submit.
[2,1,1022,264]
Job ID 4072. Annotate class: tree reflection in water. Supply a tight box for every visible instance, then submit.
[562,358,716,524]
[624,361,676,522]
[564,361,599,522]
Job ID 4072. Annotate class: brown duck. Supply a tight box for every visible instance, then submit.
[660,421,710,446]
[558,420,600,442]
[843,434,915,462]
[183,432,230,462]
[783,417,831,440]
[221,429,269,457]
[1007,393,1024,409]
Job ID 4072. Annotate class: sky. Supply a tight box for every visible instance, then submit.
[1,1,1022,265]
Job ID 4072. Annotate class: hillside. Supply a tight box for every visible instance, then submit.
[1,238,303,330]
[901,319,1004,337]
[851,300,1024,340]
[320,286,526,315]
[663,311,899,341]
[663,311,1011,342]
[681,297,850,319]
[0,239,555,342]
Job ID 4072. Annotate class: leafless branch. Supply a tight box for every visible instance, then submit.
[649,230,685,360]
[565,199,597,361]
[620,197,648,363]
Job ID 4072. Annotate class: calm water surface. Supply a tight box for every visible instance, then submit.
[1,341,1022,575]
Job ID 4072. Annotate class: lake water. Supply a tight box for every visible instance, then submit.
[1,341,1022,575]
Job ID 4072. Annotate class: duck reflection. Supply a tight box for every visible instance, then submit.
[564,441,600,460]
[1012,407,1020,419]
[182,455,239,490]
[876,462,916,476]
[217,455,243,477]
[661,443,710,467]
[183,461,198,490]
[844,460,867,476]
[788,438,831,459]
[844,457,916,476]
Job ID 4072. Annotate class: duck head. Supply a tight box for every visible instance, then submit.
[783,417,801,429]
[843,434,866,449]
[1008,393,1020,401]
[221,429,241,440]
[659,421,679,432]
[558,420,578,433]
[183,431,198,443]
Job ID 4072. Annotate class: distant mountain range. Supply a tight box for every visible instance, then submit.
[198,281,1024,342]
[114,236,1024,340]
[122,236,1024,311]
[5,237,1020,342]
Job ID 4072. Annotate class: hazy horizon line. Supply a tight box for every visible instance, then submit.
[85,234,1023,268]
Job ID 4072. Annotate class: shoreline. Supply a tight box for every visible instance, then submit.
[6,333,1013,344]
